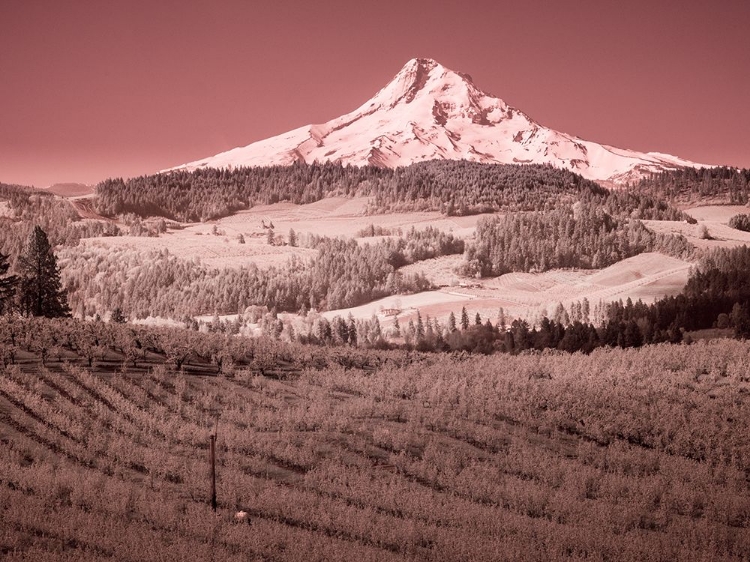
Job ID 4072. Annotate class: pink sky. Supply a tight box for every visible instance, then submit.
[1,0,748,187]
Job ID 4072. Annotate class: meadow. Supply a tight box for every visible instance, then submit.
[1,319,748,561]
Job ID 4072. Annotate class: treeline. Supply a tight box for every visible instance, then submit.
[1,181,465,319]
[103,244,750,355]
[94,161,689,222]
[728,213,750,232]
[267,304,645,356]
[0,315,416,374]
[367,160,608,215]
[463,203,694,277]
[585,188,688,222]
[362,245,750,355]
[632,166,750,204]
[397,226,465,264]
[453,246,750,354]
[599,245,750,343]
[0,184,461,320]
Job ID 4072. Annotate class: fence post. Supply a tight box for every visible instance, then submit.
[210,433,217,512]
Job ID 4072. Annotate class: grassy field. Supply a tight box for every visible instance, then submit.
[378,252,692,326]
[71,197,490,271]
[1,332,749,561]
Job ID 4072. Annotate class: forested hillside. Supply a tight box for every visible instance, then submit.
[463,203,694,277]
[0,184,119,266]
[0,173,699,324]
[60,229,464,319]
[632,166,750,204]
[94,161,689,222]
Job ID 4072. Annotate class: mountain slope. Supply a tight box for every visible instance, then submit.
[168,58,710,185]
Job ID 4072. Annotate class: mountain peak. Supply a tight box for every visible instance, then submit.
[402,57,441,72]
[400,58,476,87]
[167,59,711,184]
[371,58,448,108]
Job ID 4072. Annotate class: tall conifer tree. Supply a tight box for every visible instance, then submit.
[17,226,70,318]
[461,306,470,331]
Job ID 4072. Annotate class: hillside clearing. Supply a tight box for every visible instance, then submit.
[340,253,692,325]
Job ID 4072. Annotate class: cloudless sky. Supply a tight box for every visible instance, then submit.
[1,0,748,187]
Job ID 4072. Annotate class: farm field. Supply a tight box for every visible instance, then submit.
[643,205,750,251]
[326,252,692,325]
[1,324,749,561]
[684,205,750,222]
[75,197,492,270]
[219,197,489,240]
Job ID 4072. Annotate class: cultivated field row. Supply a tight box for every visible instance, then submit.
[2,334,749,561]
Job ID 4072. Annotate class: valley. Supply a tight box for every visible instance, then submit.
[65,191,743,332]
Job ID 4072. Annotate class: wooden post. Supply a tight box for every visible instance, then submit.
[210,433,217,512]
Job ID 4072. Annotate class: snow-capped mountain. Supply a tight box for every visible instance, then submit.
[168,58,709,185]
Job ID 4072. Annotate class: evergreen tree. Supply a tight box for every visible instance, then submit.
[581,298,590,324]
[406,319,416,344]
[347,314,357,346]
[497,307,507,331]
[333,316,349,344]
[0,252,18,314]
[448,311,457,332]
[553,303,570,326]
[731,302,750,339]
[17,226,70,318]
[433,318,445,346]
[510,319,531,352]
[424,316,434,342]
[461,306,470,330]
[317,317,332,343]
[111,307,127,324]
[369,314,382,342]
[416,310,425,340]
